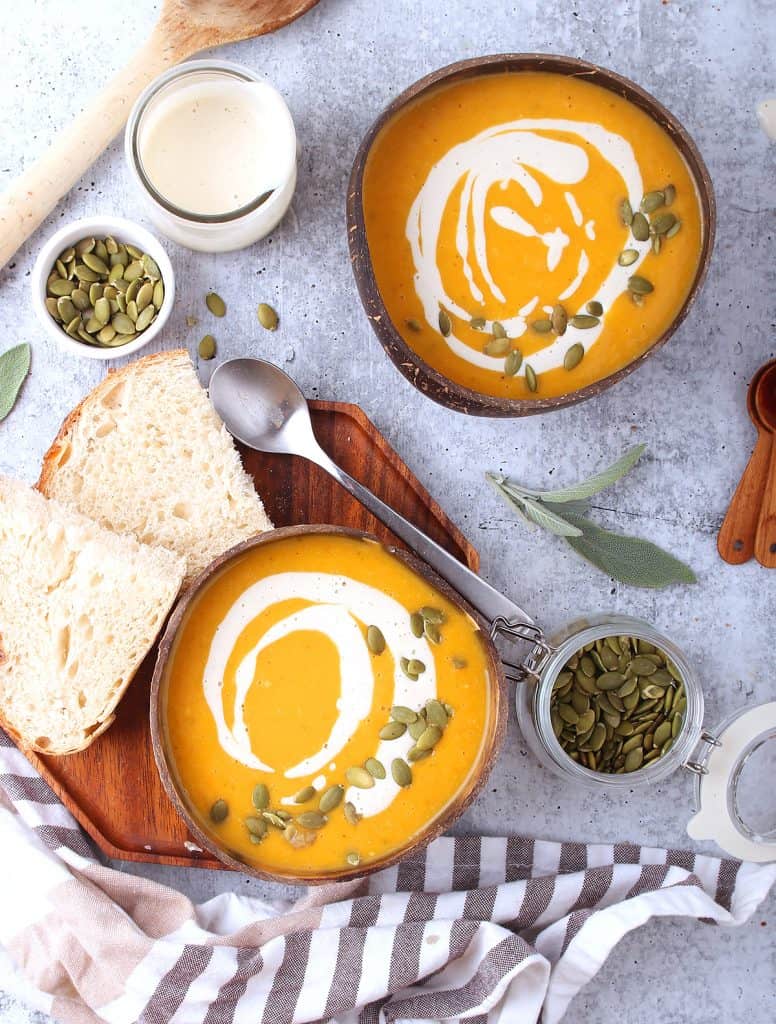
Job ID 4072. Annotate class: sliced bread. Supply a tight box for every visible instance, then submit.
[0,477,186,755]
[38,349,273,587]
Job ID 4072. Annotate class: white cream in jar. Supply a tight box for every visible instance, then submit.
[125,61,297,252]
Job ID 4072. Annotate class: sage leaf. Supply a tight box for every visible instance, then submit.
[562,513,696,588]
[527,444,647,503]
[0,343,31,422]
[486,474,582,536]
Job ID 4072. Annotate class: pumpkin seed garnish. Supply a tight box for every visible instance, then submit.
[410,612,425,638]
[297,811,327,830]
[628,275,654,296]
[651,212,677,236]
[424,620,442,644]
[619,198,634,226]
[586,301,603,317]
[209,799,229,824]
[206,292,226,317]
[469,316,486,330]
[245,816,267,838]
[531,318,553,334]
[425,699,448,728]
[492,321,507,339]
[438,309,452,337]
[391,758,412,787]
[563,343,584,371]
[641,190,665,214]
[257,302,279,330]
[198,335,216,360]
[618,249,639,266]
[366,624,386,655]
[551,304,568,335]
[343,802,362,825]
[317,785,343,812]
[379,720,407,740]
[631,212,650,241]
[294,785,317,804]
[390,705,417,724]
[665,220,682,239]
[365,757,386,779]
[570,314,600,329]
[345,766,375,789]
[484,337,510,357]
[346,851,361,866]
[252,783,270,810]
[420,606,444,623]
[406,317,422,332]
[525,364,538,392]
[504,350,522,376]
[663,184,676,206]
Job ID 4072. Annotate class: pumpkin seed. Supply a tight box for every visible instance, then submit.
[206,292,226,317]
[297,811,327,830]
[525,364,538,392]
[665,219,682,239]
[406,317,422,332]
[45,297,61,320]
[391,758,412,787]
[408,745,432,762]
[365,758,386,779]
[469,316,486,330]
[438,309,451,336]
[346,851,361,866]
[629,656,657,675]
[425,699,448,728]
[345,766,375,789]
[379,721,407,740]
[75,236,95,256]
[262,811,288,829]
[407,658,426,676]
[631,212,650,241]
[641,190,665,213]
[123,260,144,283]
[531,318,553,333]
[618,249,639,267]
[624,747,644,772]
[492,321,507,339]
[596,671,627,691]
[65,315,81,337]
[82,251,109,275]
[569,314,599,329]
[586,301,603,317]
[651,212,677,236]
[245,816,267,838]
[367,624,386,654]
[294,785,316,804]
[258,302,279,330]
[97,325,117,344]
[209,799,229,823]
[563,343,584,371]
[49,277,75,297]
[424,620,442,644]
[410,612,425,638]
[400,656,419,680]
[252,783,270,809]
[619,198,633,225]
[408,717,426,740]
[485,337,510,357]
[343,802,361,825]
[504,350,522,376]
[551,304,568,335]
[416,725,442,751]
[420,606,444,623]
[198,335,216,360]
[663,184,676,206]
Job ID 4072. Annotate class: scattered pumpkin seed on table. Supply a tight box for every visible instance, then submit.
[257,302,279,330]
[198,335,217,360]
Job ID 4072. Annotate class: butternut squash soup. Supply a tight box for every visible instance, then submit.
[362,71,704,399]
[160,532,494,876]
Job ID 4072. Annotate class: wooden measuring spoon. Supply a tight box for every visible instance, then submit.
[753,362,776,567]
[0,0,318,272]
[718,360,775,564]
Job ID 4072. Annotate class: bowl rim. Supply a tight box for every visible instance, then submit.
[346,52,717,418]
[149,523,508,885]
[31,215,175,361]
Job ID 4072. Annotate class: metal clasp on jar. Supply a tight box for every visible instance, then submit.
[490,616,555,683]
[682,730,722,776]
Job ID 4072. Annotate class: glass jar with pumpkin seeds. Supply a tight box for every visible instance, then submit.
[512,614,704,790]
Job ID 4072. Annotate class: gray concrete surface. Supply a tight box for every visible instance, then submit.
[0,0,774,1020]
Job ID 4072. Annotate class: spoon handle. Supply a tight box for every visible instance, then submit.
[311,448,534,629]
[718,432,773,564]
[753,437,776,568]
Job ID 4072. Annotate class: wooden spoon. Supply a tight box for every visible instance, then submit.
[753,362,776,567]
[0,0,318,272]
[717,360,775,564]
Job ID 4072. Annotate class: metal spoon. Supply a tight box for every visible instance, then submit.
[209,357,532,629]
[753,361,776,567]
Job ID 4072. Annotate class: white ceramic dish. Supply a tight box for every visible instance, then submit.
[31,215,175,361]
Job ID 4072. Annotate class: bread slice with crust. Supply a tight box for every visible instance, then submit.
[0,477,185,755]
[38,349,273,587]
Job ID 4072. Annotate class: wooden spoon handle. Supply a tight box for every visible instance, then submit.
[0,31,187,273]
[718,433,773,564]
[754,437,776,567]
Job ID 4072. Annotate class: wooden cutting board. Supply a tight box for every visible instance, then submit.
[24,401,478,869]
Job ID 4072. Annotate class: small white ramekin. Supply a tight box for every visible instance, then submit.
[31,215,175,361]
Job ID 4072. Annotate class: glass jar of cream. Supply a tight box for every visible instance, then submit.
[125,60,297,252]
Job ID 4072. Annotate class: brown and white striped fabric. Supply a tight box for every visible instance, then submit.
[1,729,774,1024]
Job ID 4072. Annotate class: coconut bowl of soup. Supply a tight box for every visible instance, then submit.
[348,54,715,416]
[150,526,506,883]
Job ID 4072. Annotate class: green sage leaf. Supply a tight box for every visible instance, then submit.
[486,474,582,536]
[0,344,31,422]
[530,444,646,503]
[562,512,696,588]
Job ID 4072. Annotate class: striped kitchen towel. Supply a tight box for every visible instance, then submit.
[0,729,773,1024]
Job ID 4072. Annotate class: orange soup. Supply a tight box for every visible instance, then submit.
[362,71,704,399]
[161,533,494,876]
